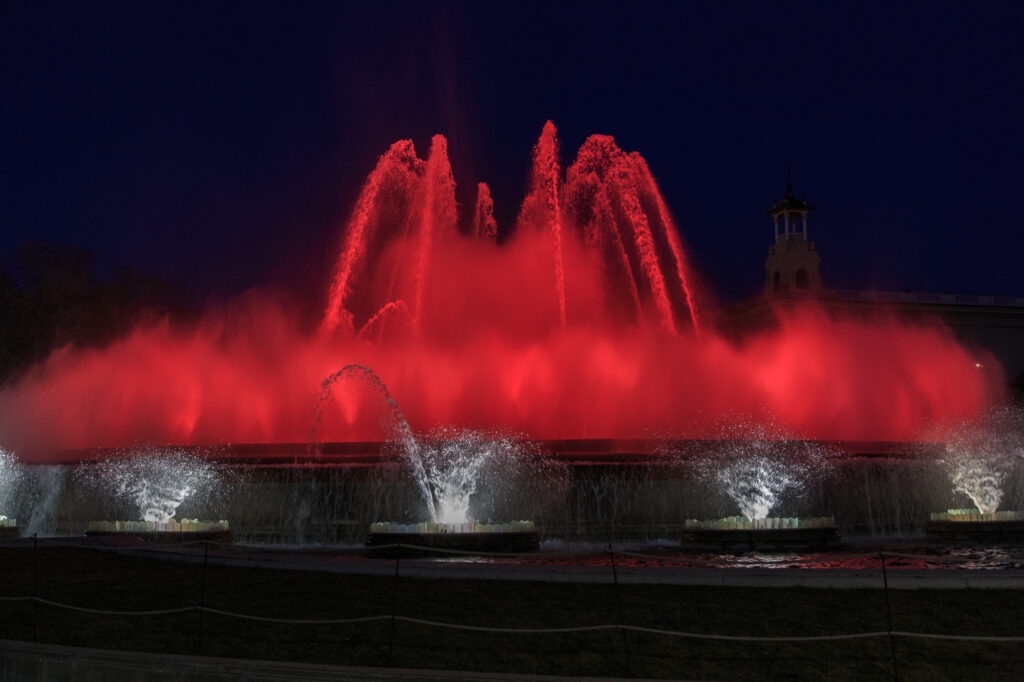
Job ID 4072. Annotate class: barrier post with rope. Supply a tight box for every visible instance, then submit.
[387,544,401,664]
[197,541,209,655]
[880,549,899,682]
[31,533,38,642]
[607,543,633,676]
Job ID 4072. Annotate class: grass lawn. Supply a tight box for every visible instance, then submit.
[1,545,1022,680]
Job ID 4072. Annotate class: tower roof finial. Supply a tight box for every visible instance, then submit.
[766,165,814,215]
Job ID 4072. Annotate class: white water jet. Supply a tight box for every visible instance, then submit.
[715,454,804,521]
[78,448,223,523]
[418,429,532,525]
[425,441,490,524]
[315,367,553,525]
[691,418,831,521]
[315,364,437,521]
[940,406,1023,515]
[0,448,25,517]
[20,466,66,537]
[947,457,1006,515]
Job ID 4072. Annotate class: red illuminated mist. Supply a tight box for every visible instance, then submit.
[0,123,1003,459]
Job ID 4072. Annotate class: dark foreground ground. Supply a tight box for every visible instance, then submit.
[1,544,1022,681]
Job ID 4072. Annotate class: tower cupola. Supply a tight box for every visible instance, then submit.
[767,167,815,243]
[764,169,821,295]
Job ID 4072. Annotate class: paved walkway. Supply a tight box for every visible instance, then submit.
[56,537,1024,589]
[0,639,674,682]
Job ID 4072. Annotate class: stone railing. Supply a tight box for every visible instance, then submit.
[86,519,229,533]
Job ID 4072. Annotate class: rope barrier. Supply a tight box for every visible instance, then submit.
[623,625,1024,643]
[6,596,1024,642]
[33,598,193,617]
[392,616,614,634]
[890,631,1024,642]
[621,625,894,642]
[200,608,392,626]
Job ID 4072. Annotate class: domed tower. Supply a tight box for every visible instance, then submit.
[764,170,820,296]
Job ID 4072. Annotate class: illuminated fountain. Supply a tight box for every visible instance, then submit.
[680,421,839,551]
[0,122,1008,547]
[77,448,231,543]
[316,366,548,555]
[365,432,559,555]
[0,449,24,538]
[928,407,1024,541]
[366,432,544,557]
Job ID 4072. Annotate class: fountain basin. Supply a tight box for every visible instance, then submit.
[365,521,539,557]
[926,510,1024,542]
[681,517,840,552]
[84,519,232,544]
[0,517,19,539]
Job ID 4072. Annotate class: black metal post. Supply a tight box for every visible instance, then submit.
[388,546,401,664]
[879,550,899,682]
[608,544,633,676]
[31,534,38,642]
[197,542,209,655]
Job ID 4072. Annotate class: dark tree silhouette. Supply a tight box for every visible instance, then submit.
[0,240,195,384]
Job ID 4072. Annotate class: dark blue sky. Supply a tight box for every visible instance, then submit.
[2,1,1022,309]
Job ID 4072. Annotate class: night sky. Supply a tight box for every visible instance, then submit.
[2,1,1022,311]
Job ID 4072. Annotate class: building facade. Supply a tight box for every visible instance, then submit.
[719,178,1024,397]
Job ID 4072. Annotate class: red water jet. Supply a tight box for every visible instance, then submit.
[321,139,422,336]
[563,134,702,333]
[472,182,497,241]
[517,121,567,327]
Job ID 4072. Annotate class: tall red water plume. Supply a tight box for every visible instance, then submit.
[409,135,458,333]
[321,135,457,338]
[321,140,423,335]
[633,155,703,336]
[563,135,701,333]
[517,121,567,327]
